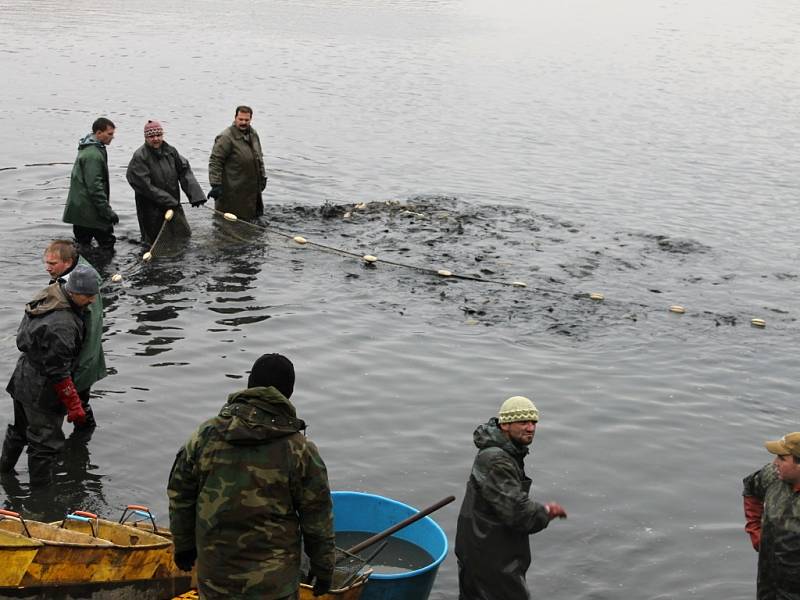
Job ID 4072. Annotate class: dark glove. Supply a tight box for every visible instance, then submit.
[312,577,331,597]
[260,176,268,191]
[174,547,197,572]
[545,502,567,520]
[190,196,207,208]
[744,496,763,551]
[109,210,120,225]
[53,377,86,425]
[207,185,223,200]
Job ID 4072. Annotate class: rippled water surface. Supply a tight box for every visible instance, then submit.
[0,1,799,598]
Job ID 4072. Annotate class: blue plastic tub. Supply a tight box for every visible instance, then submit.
[331,491,448,600]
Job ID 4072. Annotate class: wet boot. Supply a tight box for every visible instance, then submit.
[28,454,55,488]
[0,426,25,473]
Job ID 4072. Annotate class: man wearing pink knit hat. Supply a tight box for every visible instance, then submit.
[126,120,207,245]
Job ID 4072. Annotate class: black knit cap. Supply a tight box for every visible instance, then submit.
[247,353,295,399]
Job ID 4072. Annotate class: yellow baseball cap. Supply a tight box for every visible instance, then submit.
[764,432,800,458]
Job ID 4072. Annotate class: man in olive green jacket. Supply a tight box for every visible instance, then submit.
[62,117,119,250]
[168,354,335,600]
[207,106,267,222]
[43,240,106,429]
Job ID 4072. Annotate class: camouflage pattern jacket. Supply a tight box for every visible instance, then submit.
[743,464,800,599]
[5,282,85,413]
[168,387,335,600]
[455,418,550,600]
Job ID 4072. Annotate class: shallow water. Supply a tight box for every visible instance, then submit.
[0,1,798,598]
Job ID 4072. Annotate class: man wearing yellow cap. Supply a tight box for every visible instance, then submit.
[455,396,567,600]
[742,432,800,599]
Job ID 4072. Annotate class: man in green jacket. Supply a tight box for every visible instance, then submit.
[743,432,800,600]
[43,239,106,429]
[168,354,335,599]
[207,106,267,222]
[62,117,119,251]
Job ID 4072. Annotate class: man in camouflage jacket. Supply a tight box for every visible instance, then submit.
[455,396,567,600]
[743,432,800,600]
[168,354,335,600]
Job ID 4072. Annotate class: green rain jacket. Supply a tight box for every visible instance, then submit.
[455,418,551,600]
[55,256,106,392]
[168,387,335,600]
[62,134,116,230]
[208,124,266,221]
[743,464,800,599]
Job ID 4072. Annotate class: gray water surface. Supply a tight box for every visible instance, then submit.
[0,1,799,598]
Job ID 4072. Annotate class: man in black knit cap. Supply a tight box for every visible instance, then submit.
[168,354,336,599]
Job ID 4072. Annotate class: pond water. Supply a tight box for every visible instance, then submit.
[0,1,798,598]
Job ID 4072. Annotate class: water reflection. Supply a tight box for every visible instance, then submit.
[206,218,273,329]
[123,260,189,357]
[1,427,106,521]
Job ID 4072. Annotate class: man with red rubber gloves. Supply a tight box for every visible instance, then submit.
[455,396,567,600]
[0,264,98,486]
[743,432,800,600]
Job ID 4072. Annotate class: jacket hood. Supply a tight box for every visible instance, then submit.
[78,133,104,149]
[473,417,529,459]
[25,282,72,317]
[214,386,306,445]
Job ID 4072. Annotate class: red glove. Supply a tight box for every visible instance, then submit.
[545,502,568,520]
[54,378,86,425]
[743,496,763,552]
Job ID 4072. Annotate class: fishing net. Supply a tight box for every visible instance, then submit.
[301,543,375,591]
[330,545,371,589]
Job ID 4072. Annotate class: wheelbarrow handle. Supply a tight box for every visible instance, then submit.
[0,508,32,537]
[72,510,98,519]
[119,504,159,532]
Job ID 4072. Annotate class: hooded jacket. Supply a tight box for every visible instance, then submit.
[63,134,116,230]
[168,387,335,600]
[743,464,800,600]
[208,124,266,221]
[6,282,85,414]
[54,256,106,392]
[126,141,205,244]
[455,418,551,600]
